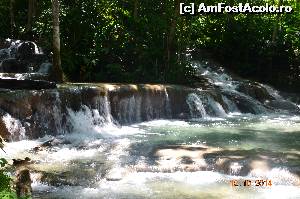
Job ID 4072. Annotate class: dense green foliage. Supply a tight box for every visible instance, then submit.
[0,0,299,91]
[0,158,18,199]
[192,0,300,91]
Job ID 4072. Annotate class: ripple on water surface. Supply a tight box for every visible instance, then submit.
[3,114,300,199]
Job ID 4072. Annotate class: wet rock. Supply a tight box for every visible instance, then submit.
[0,40,49,73]
[266,99,300,113]
[224,92,266,114]
[0,58,28,73]
[237,82,273,102]
[13,157,32,168]
[38,62,52,74]
[0,73,50,81]
[39,171,81,186]
[0,78,56,90]
[4,39,22,58]
[0,113,9,140]
[166,86,192,119]
[31,138,71,152]
[16,41,37,60]
[15,169,32,198]
[23,54,49,72]
[215,157,251,176]
[190,75,214,90]
[0,49,10,61]
[36,161,109,187]
[0,136,5,153]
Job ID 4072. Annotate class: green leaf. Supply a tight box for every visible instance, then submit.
[0,158,8,168]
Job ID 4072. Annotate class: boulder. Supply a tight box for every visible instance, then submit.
[237,82,273,102]
[267,99,300,113]
[16,41,37,60]
[22,54,49,72]
[15,169,32,198]
[13,157,32,168]
[0,58,28,73]
[0,49,10,61]
[38,62,52,74]
[6,40,22,58]
[0,115,10,140]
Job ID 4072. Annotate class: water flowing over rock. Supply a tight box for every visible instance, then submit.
[0,41,297,139]
[0,58,298,140]
[0,39,56,91]
[0,39,51,75]
[0,83,298,141]
[1,53,299,199]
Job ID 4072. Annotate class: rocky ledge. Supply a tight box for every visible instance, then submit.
[0,78,56,90]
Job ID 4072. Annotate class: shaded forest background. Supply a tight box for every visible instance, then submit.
[0,0,299,92]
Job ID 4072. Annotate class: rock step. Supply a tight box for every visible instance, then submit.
[0,78,56,90]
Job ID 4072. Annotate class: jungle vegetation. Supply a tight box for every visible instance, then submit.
[0,0,299,91]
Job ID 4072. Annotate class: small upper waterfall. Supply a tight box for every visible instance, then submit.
[221,95,239,113]
[186,93,207,118]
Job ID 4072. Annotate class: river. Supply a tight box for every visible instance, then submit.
[1,60,299,199]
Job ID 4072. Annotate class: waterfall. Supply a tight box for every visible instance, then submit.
[117,95,142,124]
[164,88,172,119]
[52,92,64,134]
[1,43,300,199]
[0,59,299,140]
[205,95,227,117]
[67,105,109,135]
[186,93,207,118]
[186,92,227,118]
[221,95,240,113]
[95,95,114,125]
[2,113,26,141]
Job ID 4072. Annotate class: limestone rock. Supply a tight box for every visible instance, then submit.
[16,41,37,60]
[38,62,52,74]
[0,49,10,61]
[0,58,28,73]
[0,78,56,90]
[15,169,32,198]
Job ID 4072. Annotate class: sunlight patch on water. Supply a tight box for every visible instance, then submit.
[2,114,300,199]
[248,168,300,186]
[32,170,300,199]
[134,120,190,127]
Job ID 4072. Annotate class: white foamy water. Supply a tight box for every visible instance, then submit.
[32,170,300,199]
[2,113,26,140]
[2,114,299,199]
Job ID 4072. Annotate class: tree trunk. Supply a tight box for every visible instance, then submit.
[164,0,180,81]
[133,0,138,20]
[26,0,36,37]
[51,0,63,82]
[270,0,283,80]
[10,0,15,37]
[272,0,282,44]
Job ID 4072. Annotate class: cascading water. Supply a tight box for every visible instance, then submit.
[0,57,300,198]
[117,95,142,124]
[2,113,26,141]
[186,93,207,118]
[222,95,240,113]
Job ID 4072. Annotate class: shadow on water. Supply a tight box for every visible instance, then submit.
[126,120,300,177]
[129,143,300,177]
